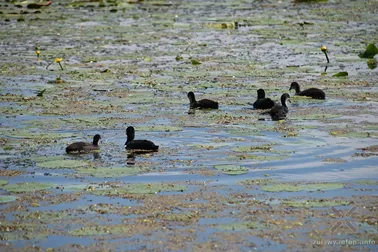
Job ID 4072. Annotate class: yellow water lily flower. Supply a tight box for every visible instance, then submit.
[55,58,63,63]
[321,46,327,52]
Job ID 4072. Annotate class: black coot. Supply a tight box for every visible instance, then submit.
[264,93,290,121]
[66,134,101,153]
[252,89,275,109]
[289,82,325,100]
[125,126,159,151]
[187,91,219,109]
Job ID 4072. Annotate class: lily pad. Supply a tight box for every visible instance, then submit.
[92,183,187,196]
[37,159,88,169]
[76,167,149,178]
[261,183,344,192]
[359,43,378,58]
[283,199,350,208]
[0,195,18,203]
[0,180,9,186]
[214,165,248,175]
[4,182,54,193]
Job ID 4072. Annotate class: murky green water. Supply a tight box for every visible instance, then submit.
[1,0,377,251]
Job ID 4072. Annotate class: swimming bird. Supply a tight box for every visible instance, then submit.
[289,82,325,100]
[125,126,159,151]
[66,134,101,153]
[252,89,275,109]
[187,91,219,109]
[263,93,290,121]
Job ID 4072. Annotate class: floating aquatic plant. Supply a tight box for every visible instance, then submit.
[214,164,248,175]
[332,71,348,77]
[321,46,329,63]
[359,43,378,59]
[55,58,64,70]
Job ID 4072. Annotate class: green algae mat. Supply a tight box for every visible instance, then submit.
[0,0,377,250]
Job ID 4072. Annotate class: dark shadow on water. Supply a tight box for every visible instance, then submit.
[126,150,158,165]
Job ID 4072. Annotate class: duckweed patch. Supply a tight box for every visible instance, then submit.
[4,182,54,193]
[261,183,344,192]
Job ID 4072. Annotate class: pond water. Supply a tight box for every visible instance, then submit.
[0,0,377,251]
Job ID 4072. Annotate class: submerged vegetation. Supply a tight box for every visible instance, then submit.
[0,0,377,250]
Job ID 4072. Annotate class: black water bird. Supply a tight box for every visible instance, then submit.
[289,82,325,100]
[66,134,101,153]
[252,89,275,109]
[125,126,159,151]
[187,91,219,109]
[263,93,290,121]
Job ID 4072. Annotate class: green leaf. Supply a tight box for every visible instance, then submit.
[332,71,348,77]
[191,59,202,65]
[367,58,377,69]
[359,43,378,59]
